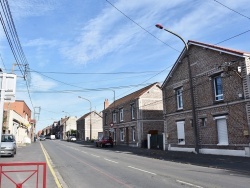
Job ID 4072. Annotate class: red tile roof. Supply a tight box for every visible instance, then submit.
[188,40,250,56]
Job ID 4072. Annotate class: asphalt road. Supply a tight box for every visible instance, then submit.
[41,140,250,188]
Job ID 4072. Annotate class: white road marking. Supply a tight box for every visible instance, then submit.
[104,158,118,163]
[176,180,203,188]
[128,166,156,175]
[91,154,100,158]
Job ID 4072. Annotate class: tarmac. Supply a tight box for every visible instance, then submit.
[78,141,250,175]
[1,140,249,188]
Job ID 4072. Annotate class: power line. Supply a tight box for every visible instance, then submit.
[27,70,160,75]
[105,0,180,52]
[0,0,31,80]
[214,29,250,45]
[214,0,250,20]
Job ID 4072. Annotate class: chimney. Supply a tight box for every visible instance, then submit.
[104,99,109,109]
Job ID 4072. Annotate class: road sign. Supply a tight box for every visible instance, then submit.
[109,128,114,132]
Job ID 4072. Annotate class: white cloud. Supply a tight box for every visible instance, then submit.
[27,72,57,91]
[8,0,63,18]
[60,0,185,65]
[24,38,58,47]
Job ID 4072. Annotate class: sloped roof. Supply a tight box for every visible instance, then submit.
[105,82,160,110]
[189,40,250,56]
[60,117,69,124]
[161,40,250,88]
[77,111,102,121]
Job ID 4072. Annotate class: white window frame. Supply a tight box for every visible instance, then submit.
[112,112,117,123]
[120,128,124,141]
[132,127,135,141]
[176,88,183,110]
[176,121,185,145]
[119,108,124,122]
[131,104,135,120]
[214,76,223,101]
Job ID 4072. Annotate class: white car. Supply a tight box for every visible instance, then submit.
[1,134,17,157]
[67,136,76,142]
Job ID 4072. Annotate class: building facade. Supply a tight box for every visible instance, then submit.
[103,83,164,148]
[162,40,250,157]
[77,111,102,141]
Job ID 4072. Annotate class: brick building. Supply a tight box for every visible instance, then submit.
[3,100,34,144]
[103,82,164,147]
[162,40,250,157]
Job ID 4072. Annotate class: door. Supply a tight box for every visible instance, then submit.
[217,118,228,145]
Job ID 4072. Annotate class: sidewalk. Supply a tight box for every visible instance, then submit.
[78,141,250,175]
[0,141,58,188]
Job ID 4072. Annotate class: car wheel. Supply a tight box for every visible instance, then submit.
[96,143,98,147]
[111,144,113,148]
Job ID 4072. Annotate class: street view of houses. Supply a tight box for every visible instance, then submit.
[0,1,250,188]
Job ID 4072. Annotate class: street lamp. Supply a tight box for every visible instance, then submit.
[78,96,92,140]
[155,23,199,153]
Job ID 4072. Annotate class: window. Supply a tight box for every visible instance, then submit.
[113,129,116,142]
[120,128,124,141]
[176,88,183,110]
[200,118,206,127]
[176,121,185,145]
[215,116,228,145]
[119,108,124,122]
[132,127,135,141]
[131,104,135,120]
[214,76,223,101]
[112,112,117,123]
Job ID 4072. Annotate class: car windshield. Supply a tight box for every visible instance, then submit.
[1,135,14,142]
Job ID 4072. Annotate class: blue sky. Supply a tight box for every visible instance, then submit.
[0,0,249,132]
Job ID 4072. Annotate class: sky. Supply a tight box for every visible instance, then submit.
[0,0,249,132]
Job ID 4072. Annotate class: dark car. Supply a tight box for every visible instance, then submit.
[95,136,113,147]
[39,135,46,141]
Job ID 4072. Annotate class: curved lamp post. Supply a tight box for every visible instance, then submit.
[78,96,92,140]
[155,24,199,153]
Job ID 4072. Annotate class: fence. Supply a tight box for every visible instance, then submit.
[0,162,46,188]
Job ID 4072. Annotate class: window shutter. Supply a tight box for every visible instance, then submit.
[177,121,185,139]
[217,118,228,145]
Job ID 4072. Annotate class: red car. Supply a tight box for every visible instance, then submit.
[96,136,113,147]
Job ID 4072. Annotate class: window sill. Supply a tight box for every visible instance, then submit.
[213,100,224,105]
[217,143,228,146]
[178,142,185,145]
[176,109,183,112]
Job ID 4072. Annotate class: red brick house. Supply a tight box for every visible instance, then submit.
[162,40,250,157]
[103,82,164,148]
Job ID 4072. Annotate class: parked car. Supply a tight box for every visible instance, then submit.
[0,134,17,157]
[67,136,76,142]
[95,136,113,147]
[39,135,46,141]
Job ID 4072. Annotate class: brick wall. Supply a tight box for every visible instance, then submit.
[163,44,250,150]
